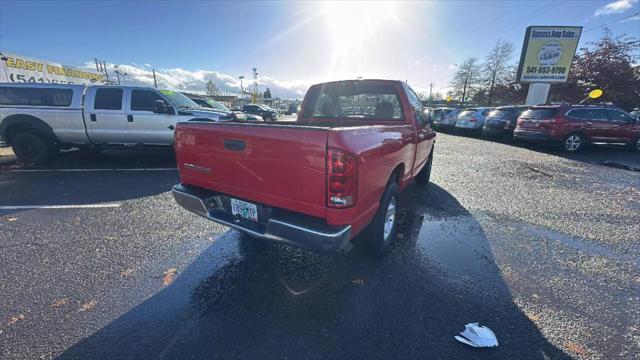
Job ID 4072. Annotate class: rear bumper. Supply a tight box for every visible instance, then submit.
[172,184,351,253]
[513,130,552,142]
[432,120,456,129]
[455,122,482,130]
[482,126,513,136]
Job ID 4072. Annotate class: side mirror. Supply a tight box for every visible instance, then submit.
[153,100,172,114]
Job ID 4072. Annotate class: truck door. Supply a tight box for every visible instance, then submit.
[402,83,435,175]
[85,87,129,144]
[126,88,176,145]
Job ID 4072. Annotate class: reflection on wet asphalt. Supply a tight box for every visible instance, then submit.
[58,184,569,359]
[2,135,639,359]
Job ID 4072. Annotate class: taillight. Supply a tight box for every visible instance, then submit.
[327,149,357,208]
[469,117,478,122]
[553,116,564,124]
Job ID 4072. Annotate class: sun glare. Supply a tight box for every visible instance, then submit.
[321,1,398,78]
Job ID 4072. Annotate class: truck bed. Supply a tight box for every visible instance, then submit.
[175,121,334,219]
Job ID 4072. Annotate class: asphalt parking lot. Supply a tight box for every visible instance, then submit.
[1,134,639,359]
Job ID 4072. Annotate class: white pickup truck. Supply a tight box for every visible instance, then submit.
[0,83,230,163]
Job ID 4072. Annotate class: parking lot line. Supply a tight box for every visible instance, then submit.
[0,203,122,210]
[9,168,177,173]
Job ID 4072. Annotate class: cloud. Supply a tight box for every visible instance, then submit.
[84,62,310,99]
[594,0,638,16]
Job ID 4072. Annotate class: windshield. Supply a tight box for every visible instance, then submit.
[303,82,403,120]
[206,99,230,112]
[159,90,199,109]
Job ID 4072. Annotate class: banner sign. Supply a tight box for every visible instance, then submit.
[0,53,106,85]
[516,26,582,83]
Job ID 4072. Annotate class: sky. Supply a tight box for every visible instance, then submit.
[0,0,638,98]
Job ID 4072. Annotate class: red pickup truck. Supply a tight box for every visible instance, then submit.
[172,79,436,256]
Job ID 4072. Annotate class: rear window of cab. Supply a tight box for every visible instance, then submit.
[303,82,403,120]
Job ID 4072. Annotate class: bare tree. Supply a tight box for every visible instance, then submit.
[483,39,514,106]
[206,80,218,96]
[449,57,481,106]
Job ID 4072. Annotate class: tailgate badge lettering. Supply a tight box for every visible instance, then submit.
[184,163,211,173]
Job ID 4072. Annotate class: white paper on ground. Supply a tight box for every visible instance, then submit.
[454,323,498,348]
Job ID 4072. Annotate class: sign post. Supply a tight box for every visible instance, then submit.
[516,26,582,105]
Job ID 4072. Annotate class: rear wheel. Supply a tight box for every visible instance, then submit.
[632,136,640,152]
[367,181,399,257]
[563,133,584,152]
[11,132,53,164]
[416,147,434,186]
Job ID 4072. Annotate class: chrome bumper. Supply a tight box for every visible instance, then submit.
[172,184,351,253]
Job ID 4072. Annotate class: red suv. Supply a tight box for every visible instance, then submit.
[513,105,640,152]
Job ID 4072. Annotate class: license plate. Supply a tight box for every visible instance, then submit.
[523,121,538,128]
[231,198,258,222]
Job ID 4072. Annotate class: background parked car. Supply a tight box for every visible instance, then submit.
[454,107,492,132]
[513,105,640,152]
[431,107,463,130]
[243,104,279,121]
[183,93,263,121]
[482,105,530,137]
[285,103,300,115]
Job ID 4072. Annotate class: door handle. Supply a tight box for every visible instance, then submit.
[168,125,175,130]
[585,122,593,125]
[90,114,97,122]
[127,115,134,122]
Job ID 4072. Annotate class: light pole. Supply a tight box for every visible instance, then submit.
[239,75,244,99]
[114,65,128,85]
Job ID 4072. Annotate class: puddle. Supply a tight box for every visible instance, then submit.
[415,215,499,280]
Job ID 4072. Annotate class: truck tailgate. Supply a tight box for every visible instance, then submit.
[175,122,329,218]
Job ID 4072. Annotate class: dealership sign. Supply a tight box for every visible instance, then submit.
[0,53,106,85]
[516,26,582,83]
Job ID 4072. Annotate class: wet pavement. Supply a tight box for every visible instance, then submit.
[1,134,639,359]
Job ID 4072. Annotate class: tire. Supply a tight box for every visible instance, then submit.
[11,132,53,164]
[367,181,399,257]
[563,133,584,152]
[416,147,434,186]
[632,136,640,152]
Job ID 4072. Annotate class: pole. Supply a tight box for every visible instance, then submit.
[152,69,158,88]
[428,83,433,107]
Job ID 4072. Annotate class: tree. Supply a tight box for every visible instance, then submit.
[482,39,514,106]
[550,28,640,110]
[476,64,527,105]
[206,80,218,96]
[263,87,272,99]
[448,57,482,106]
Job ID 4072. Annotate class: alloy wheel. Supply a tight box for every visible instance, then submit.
[383,196,396,243]
[565,135,581,151]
